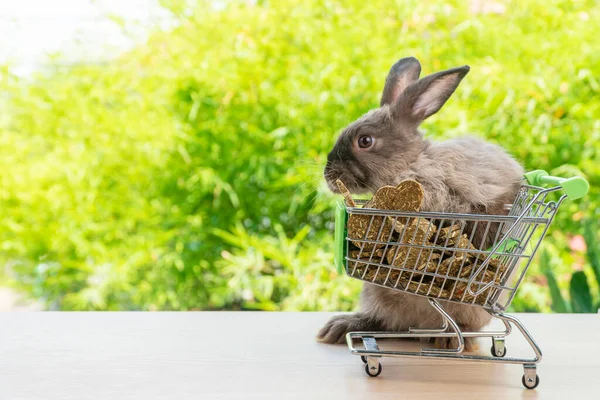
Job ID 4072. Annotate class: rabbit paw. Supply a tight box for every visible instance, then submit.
[316,313,380,344]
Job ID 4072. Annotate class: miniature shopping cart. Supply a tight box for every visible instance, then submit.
[333,170,589,389]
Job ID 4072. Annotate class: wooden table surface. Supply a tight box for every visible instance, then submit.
[0,312,598,399]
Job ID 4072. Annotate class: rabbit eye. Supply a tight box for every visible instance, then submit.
[357,135,374,149]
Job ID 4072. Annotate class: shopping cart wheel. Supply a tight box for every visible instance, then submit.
[521,365,540,389]
[360,356,368,364]
[521,374,540,389]
[490,337,506,357]
[365,357,382,378]
[365,363,382,378]
[490,345,506,357]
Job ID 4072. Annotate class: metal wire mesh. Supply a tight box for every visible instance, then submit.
[344,184,565,311]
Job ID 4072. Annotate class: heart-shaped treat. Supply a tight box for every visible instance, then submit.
[366,180,424,213]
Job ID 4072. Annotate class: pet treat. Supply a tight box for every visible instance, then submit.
[341,179,508,306]
[337,179,390,251]
[345,180,424,251]
[347,214,394,251]
[386,218,438,272]
[335,179,356,207]
[348,249,387,270]
[435,223,463,245]
[367,180,424,215]
[348,249,393,285]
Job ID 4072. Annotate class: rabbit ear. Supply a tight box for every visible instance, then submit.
[380,57,422,106]
[393,65,470,122]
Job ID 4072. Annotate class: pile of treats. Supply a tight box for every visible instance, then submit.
[336,179,508,305]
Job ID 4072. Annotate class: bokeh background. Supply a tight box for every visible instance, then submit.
[0,0,598,312]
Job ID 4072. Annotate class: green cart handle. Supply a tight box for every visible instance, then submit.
[334,200,348,274]
[524,170,589,200]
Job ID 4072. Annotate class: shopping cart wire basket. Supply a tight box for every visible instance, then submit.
[333,170,589,389]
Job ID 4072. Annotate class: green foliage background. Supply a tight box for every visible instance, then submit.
[1,0,598,311]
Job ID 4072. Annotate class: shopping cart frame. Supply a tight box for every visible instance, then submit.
[333,170,589,389]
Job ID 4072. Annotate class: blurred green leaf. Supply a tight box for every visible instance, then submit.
[541,249,570,313]
[570,271,594,313]
[583,218,600,287]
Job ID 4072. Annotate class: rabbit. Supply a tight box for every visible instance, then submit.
[317,57,524,350]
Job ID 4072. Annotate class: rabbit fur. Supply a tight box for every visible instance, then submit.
[318,57,524,349]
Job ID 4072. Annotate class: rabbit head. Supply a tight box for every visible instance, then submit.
[324,57,470,194]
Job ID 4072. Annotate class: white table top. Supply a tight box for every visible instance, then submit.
[0,312,598,399]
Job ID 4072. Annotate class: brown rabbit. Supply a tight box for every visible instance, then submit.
[318,57,524,349]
